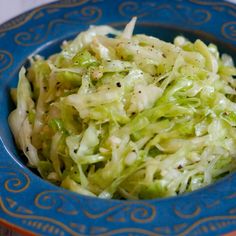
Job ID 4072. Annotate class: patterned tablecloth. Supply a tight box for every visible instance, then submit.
[0,226,22,236]
[0,0,235,235]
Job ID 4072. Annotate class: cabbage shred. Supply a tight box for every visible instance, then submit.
[9,18,236,199]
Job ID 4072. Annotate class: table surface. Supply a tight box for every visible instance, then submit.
[0,0,235,235]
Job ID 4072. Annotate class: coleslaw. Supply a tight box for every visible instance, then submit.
[9,18,236,199]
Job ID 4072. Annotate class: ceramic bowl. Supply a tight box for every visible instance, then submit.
[0,1,236,235]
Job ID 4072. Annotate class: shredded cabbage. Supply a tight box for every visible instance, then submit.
[9,18,236,199]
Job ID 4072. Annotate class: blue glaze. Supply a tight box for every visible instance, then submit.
[0,0,236,235]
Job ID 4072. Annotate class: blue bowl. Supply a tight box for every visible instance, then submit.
[0,1,236,235]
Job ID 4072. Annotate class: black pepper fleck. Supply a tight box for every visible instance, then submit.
[116,82,121,87]
[74,149,78,154]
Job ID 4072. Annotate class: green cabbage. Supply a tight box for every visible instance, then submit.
[9,18,236,199]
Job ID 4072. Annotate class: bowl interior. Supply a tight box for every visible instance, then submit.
[1,24,236,185]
